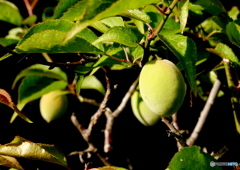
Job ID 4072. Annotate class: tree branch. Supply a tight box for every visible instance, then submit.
[187,79,221,146]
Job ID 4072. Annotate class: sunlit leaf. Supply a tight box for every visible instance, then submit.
[52,0,80,19]
[0,155,24,170]
[0,136,68,167]
[93,26,138,47]
[101,17,125,27]
[60,0,88,21]
[81,75,105,95]
[120,9,151,23]
[0,0,23,25]
[179,0,189,34]
[16,30,104,54]
[63,0,160,43]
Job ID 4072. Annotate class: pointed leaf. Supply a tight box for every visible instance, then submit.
[0,136,67,167]
[60,0,88,21]
[0,155,24,170]
[101,17,125,27]
[93,26,138,47]
[179,0,189,34]
[52,0,80,19]
[120,9,151,23]
[0,89,32,123]
[226,22,240,48]
[17,19,76,46]
[167,146,223,170]
[132,45,144,62]
[0,0,23,25]
[159,34,197,95]
[81,75,105,95]
[63,0,160,42]
[16,30,104,54]
[12,64,68,89]
[213,43,239,65]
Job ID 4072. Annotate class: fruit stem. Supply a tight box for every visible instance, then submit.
[161,117,188,149]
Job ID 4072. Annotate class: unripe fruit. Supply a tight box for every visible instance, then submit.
[40,90,68,123]
[139,59,186,117]
[131,90,161,126]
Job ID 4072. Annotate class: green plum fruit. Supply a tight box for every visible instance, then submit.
[131,90,161,126]
[139,59,186,117]
[40,90,68,123]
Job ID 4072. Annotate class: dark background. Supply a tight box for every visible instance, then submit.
[0,0,240,170]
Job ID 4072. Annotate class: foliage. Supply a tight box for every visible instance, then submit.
[0,0,240,169]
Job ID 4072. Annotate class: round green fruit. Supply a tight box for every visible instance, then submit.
[131,90,161,126]
[139,59,186,117]
[40,90,68,123]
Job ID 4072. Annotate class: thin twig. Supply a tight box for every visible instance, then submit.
[103,77,139,153]
[23,0,33,16]
[85,67,112,140]
[70,113,111,166]
[187,79,221,146]
[112,76,139,117]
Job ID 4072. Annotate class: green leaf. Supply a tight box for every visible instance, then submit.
[179,0,189,34]
[0,136,68,167]
[0,0,23,26]
[167,146,223,170]
[226,22,240,48]
[17,19,77,47]
[214,43,239,65]
[63,0,160,43]
[52,0,80,19]
[60,0,88,21]
[12,64,68,89]
[21,15,37,25]
[77,28,105,51]
[101,17,125,27]
[228,6,240,21]
[132,45,144,62]
[81,75,105,95]
[159,34,197,95]
[0,38,19,46]
[194,0,226,15]
[0,155,24,170]
[93,26,138,47]
[120,9,152,23]
[90,21,110,33]
[16,30,104,54]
